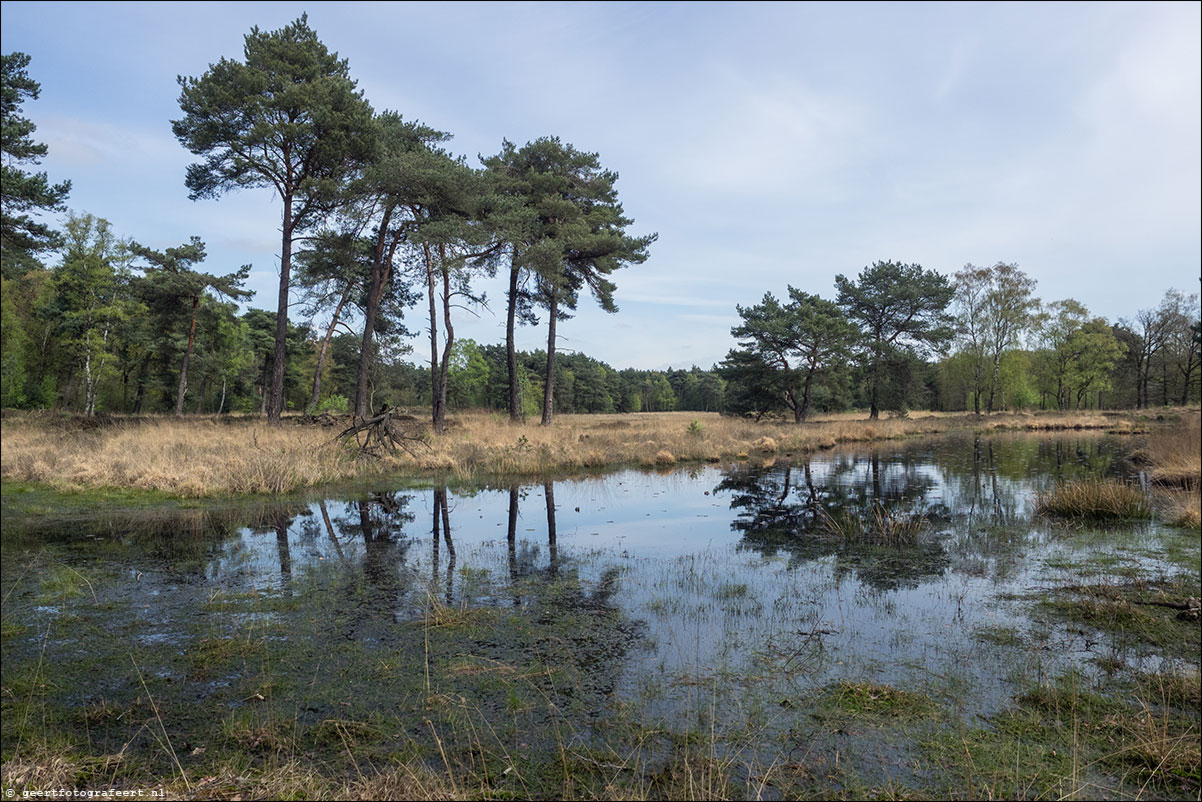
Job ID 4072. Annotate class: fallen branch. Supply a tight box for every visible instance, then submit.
[334,407,428,458]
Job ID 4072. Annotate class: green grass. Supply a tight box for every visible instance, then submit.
[1033,577,1202,658]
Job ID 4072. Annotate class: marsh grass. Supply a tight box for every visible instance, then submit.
[1138,412,1201,490]
[926,669,1201,800]
[1,408,1139,496]
[823,680,939,719]
[0,414,367,496]
[1035,479,1153,520]
[1162,490,1202,529]
[4,553,1199,802]
[817,503,927,546]
[1034,576,1202,658]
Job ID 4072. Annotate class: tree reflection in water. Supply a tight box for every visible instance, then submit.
[718,452,951,591]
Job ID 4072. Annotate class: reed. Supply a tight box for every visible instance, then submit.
[817,503,927,546]
[1137,411,1201,489]
[1035,479,1152,520]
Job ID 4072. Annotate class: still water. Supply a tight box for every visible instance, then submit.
[2,431,1197,788]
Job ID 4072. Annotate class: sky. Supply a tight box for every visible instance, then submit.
[2,1,1199,371]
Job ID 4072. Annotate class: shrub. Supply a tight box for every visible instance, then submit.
[317,395,349,414]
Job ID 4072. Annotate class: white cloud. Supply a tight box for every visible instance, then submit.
[664,69,867,197]
[42,116,182,168]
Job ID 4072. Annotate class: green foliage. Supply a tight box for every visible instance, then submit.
[1,52,71,277]
[130,236,249,414]
[173,15,375,420]
[316,394,348,414]
[447,338,490,409]
[722,287,856,422]
[836,260,954,418]
[484,137,655,424]
[38,214,141,414]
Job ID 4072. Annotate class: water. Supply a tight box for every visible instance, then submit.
[2,430,1198,792]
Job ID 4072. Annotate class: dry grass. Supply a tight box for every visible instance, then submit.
[405,409,1132,482]
[817,503,928,546]
[1035,479,1153,521]
[0,408,1141,497]
[1137,411,1201,489]
[0,414,370,497]
[0,748,83,792]
[1159,490,1201,529]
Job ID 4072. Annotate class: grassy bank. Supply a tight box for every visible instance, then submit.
[0,407,1183,498]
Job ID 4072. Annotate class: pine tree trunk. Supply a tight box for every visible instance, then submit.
[798,371,813,423]
[175,298,199,417]
[269,195,294,423]
[309,284,352,413]
[424,243,444,432]
[435,249,454,433]
[869,347,880,420]
[506,256,522,422]
[355,209,394,420]
[132,370,145,414]
[542,293,557,426]
[194,374,208,414]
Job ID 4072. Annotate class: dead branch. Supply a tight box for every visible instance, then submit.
[334,406,428,458]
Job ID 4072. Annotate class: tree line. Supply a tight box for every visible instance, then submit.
[721,260,1200,420]
[2,27,1198,424]
[1,16,654,427]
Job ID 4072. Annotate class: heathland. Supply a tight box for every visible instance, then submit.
[2,408,1191,498]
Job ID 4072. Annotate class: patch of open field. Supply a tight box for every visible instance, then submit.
[0,407,1192,497]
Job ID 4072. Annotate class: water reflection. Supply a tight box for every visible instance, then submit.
[718,453,950,590]
[2,431,1178,767]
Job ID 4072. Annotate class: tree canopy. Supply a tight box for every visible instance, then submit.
[173,15,375,422]
[1,52,71,278]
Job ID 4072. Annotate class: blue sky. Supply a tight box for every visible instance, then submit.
[2,1,1199,370]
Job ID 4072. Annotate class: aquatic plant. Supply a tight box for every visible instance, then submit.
[1035,479,1152,520]
[817,502,927,546]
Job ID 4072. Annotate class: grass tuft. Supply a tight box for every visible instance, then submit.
[1035,479,1152,520]
[817,503,927,546]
